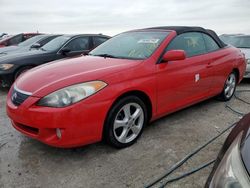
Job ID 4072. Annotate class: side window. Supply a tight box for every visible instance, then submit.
[166,32,206,57]
[93,37,108,48]
[65,37,89,51]
[203,34,220,52]
[8,35,23,45]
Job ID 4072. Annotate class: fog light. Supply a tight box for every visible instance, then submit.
[56,128,62,139]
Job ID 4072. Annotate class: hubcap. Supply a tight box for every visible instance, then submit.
[224,74,236,98]
[113,103,144,144]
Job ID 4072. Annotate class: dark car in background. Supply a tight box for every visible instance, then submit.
[206,113,250,187]
[0,33,40,48]
[0,34,61,56]
[0,34,110,87]
[220,34,250,78]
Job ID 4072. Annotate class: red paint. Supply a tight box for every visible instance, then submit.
[162,50,186,62]
[6,30,246,148]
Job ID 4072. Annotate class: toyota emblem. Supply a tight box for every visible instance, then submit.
[12,92,17,101]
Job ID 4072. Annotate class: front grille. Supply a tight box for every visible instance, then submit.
[11,87,30,106]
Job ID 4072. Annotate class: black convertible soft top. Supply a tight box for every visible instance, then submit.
[143,26,227,48]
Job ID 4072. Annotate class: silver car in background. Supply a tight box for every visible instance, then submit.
[220,34,250,78]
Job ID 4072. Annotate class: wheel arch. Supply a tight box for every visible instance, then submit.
[232,68,240,83]
[111,90,153,122]
[103,90,153,137]
[102,89,153,144]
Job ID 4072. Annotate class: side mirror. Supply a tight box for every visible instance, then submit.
[31,43,41,49]
[162,50,186,62]
[60,48,71,55]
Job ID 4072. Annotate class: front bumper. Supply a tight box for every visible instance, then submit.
[6,88,112,148]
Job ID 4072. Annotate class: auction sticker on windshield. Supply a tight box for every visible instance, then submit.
[138,39,160,44]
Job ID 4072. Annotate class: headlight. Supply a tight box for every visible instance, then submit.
[0,64,14,70]
[37,81,107,107]
[209,132,250,188]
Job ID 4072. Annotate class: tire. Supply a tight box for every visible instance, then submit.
[217,72,237,101]
[103,96,148,148]
[14,66,33,80]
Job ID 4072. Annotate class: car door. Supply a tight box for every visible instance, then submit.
[156,32,212,116]
[62,36,90,57]
[202,33,229,95]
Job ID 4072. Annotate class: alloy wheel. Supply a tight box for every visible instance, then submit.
[224,73,236,99]
[113,103,144,144]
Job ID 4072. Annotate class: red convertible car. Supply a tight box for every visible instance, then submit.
[6,26,246,148]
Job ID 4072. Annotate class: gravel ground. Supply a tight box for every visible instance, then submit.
[0,80,249,188]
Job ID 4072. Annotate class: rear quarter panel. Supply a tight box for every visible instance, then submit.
[229,46,246,82]
[236,49,247,82]
[209,46,246,95]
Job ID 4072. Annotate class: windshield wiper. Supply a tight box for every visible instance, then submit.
[91,54,118,58]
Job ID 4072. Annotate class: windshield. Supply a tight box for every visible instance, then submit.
[41,36,70,52]
[90,31,170,59]
[220,35,250,48]
[18,35,46,47]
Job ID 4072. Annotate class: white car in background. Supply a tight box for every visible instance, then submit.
[220,34,250,78]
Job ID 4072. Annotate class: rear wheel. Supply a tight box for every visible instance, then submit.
[218,72,237,101]
[103,96,147,148]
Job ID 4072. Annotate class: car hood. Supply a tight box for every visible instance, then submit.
[239,48,250,59]
[0,46,18,54]
[0,49,49,64]
[16,55,143,97]
[0,47,36,57]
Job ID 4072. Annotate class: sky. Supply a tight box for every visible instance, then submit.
[0,0,250,36]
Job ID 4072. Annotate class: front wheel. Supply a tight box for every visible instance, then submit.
[218,72,237,101]
[103,96,148,148]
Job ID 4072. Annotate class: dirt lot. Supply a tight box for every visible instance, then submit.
[0,80,249,188]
